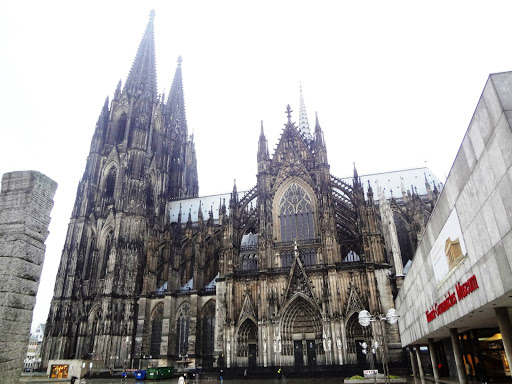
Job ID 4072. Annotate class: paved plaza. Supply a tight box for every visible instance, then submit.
[20,376,512,384]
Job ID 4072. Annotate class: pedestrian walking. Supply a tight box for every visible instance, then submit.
[475,359,487,384]
[466,361,473,382]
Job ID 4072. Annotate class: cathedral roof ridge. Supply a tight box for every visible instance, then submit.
[337,166,442,201]
[353,166,435,178]
[169,190,250,223]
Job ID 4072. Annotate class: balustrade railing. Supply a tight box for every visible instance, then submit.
[274,238,321,248]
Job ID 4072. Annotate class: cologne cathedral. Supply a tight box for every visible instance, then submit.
[42,12,440,372]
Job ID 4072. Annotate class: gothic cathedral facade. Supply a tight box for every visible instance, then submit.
[42,12,439,372]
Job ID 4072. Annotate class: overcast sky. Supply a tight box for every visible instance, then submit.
[1,1,512,332]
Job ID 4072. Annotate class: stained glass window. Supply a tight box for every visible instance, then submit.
[279,183,315,242]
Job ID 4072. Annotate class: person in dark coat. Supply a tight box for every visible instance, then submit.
[475,359,486,384]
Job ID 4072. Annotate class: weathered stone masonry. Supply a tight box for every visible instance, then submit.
[0,171,57,384]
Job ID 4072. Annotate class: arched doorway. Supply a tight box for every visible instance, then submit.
[237,319,258,368]
[281,295,322,369]
[346,313,373,366]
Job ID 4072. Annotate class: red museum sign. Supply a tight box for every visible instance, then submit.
[426,275,479,323]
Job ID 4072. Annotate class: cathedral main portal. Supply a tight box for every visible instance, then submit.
[281,295,322,367]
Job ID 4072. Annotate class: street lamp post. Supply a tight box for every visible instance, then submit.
[358,309,400,384]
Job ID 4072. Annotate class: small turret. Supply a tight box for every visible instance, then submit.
[367,180,374,205]
[230,179,238,206]
[313,112,327,164]
[186,208,193,228]
[425,172,433,201]
[178,203,183,224]
[198,200,203,223]
[258,121,269,161]
[114,79,122,100]
[89,96,110,154]
[401,178,407,202]
[353,163,361,189]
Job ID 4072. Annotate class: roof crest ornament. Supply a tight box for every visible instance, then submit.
[285,104,293,122]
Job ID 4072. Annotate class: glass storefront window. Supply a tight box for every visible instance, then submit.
[479,331,510,377]
[458,328,510,380]
[50,364,69,378]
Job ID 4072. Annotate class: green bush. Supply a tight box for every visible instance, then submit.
[349,375,365,380]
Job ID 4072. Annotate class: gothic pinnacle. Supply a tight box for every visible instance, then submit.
[198,200,203,221]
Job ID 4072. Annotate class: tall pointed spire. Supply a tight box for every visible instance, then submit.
[124,10,157,100]
[299,84,313,142]
[167,56,188,135]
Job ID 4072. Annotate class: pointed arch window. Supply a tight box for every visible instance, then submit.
[176,305,190,355]
[100,231,114,279]
[83,235,96,280]
[105,167,117,198]
[116,115,127,144]
[150,305,163,356]
[279,183,315,242]
[88,311,101,355]
[201,302,216,356]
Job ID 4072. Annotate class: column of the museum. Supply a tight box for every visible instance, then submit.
[409,347,418,377]
[495,307,512,371]
[415,345,425,378]
[449,328,468,384]
[428,338,440,381]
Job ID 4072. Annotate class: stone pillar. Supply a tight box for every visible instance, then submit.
[409,347,418,377]
[495,307,512,371]
[449,328,468,384]
[415,345,425,378]
[428,338,440,381]
[0,171,57,384]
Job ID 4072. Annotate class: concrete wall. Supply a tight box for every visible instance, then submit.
[396,72,512,346]
[0,171,57,383]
